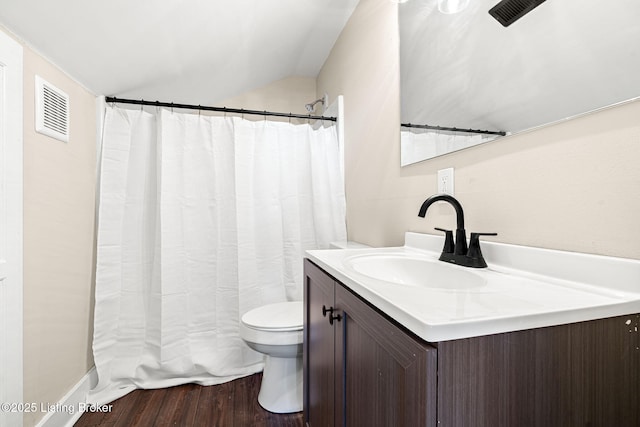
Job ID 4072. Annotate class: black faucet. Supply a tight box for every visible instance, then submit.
[418,194,496,268]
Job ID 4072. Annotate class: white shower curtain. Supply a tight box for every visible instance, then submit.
[90,106,346,404]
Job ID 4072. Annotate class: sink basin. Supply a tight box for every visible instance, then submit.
[344,253,486,290]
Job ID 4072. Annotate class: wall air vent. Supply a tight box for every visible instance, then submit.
[35,76,69,142]
[489,0,547,27]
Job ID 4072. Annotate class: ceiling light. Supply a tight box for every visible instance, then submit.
[438,0,470,14]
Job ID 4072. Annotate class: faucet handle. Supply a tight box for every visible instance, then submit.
[467,232,497,267]
[434,227,455,254]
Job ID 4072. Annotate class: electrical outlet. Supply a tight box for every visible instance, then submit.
[437,168,454,195]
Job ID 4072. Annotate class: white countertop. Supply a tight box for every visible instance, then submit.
[306,232,640,342]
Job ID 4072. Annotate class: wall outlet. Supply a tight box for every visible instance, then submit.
[437,168,454,195]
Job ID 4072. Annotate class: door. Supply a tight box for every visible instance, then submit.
[0,29,23,427]
[304,259,340,427]
[337,285,438,427]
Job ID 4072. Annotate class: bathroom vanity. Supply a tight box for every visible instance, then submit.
[303,233,640,427]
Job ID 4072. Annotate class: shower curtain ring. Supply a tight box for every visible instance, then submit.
[140,100,144,112]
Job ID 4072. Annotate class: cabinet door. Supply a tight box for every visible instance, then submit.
[337,285,438,427]
[304,259,340,427]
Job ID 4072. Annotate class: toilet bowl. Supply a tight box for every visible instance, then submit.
[239,301,303,413]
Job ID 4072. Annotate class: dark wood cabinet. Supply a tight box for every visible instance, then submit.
[436,317,640,427]
[304,258,640,427]
[303,259,437,427]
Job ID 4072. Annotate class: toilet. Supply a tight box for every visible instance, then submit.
[239,301,303,413]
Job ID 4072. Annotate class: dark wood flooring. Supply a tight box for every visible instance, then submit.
[74,373,304,427]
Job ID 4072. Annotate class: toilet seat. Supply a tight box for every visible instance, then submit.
[241,301,303,332]
[240,301,303,347]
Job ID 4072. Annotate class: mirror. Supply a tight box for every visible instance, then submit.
[399,0,640,166]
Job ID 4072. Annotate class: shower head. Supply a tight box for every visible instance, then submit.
[305,97,325,113]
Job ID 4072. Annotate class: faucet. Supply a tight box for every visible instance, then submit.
[418,194,496,268]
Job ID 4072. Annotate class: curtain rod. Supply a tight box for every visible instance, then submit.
[105,96,337,122]
[401,123,506,136]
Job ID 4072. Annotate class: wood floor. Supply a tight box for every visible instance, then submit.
[74,373,304,427]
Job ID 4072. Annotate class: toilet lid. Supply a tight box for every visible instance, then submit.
[241,301,303,331]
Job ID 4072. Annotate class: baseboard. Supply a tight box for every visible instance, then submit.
[35,367,98,427]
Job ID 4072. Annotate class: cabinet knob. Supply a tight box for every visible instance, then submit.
[329,312,342,325]
[322,305,333,317]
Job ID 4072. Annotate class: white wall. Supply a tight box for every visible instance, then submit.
[318,0,640,260]
[219,75,317,117]
[11,29,98,427]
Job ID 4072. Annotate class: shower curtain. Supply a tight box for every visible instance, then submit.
[90,106,346,405]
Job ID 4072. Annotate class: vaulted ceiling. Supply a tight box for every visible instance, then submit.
[0,0,359,104]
